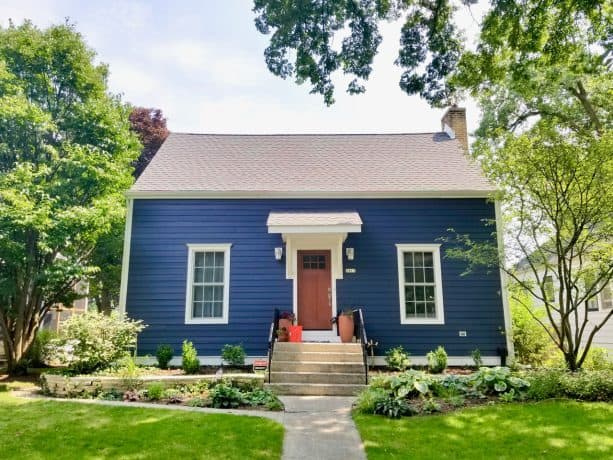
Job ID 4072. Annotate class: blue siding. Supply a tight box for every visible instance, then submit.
[126,199,506,357]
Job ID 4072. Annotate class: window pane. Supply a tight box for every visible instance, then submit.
[203,302,213,318]
[414,286,425,301]
[405,268,414,283]
[405,286,415,302]
[195,252,205,267]
[414,267,424,283]
[214,251,225,267]
[203,286,214,301]
[425,286,435,302]
[405,302,416,316]
[204,268,215,283]
[213,285,224,302]
[213,302,223,317]
[424,267,434,283]
[404,252,414,268]
[416,302,426,317]
[192,302,203,318]
[423,252,433,268]
[194,267,204,283]
[193,286,204,301]
[213,267,224,283]
[414,252,424,267]
[204,252,214,266]
[426,302,436,317]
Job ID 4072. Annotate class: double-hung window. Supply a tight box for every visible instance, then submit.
[185,244,231,324]
[396,244,445,324]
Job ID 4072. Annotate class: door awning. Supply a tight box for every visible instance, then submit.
[267,212,362,234]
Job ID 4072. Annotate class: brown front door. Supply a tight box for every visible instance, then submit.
[297,250,332,330]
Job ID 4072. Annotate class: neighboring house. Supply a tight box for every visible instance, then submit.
[515,260,613,353]
[119,106,513,366]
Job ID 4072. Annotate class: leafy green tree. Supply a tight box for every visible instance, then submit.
[444,1,612,371]
[0,21,140,374]
[253,0,462,106]
[253,1,611,108]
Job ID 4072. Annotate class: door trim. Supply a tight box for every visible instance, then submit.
[297,250,333,330]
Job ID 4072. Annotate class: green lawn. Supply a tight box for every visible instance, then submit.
[354,400,613,460]
[0,392,284,460]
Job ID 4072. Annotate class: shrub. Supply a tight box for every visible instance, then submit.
[524,369,565,400]
[146,382,165,401]
[427,346,447,374]
[510,294,556,366]
[582,347,612,371]
[221,344,246,367]
[181,340,200,374]
[25,329,58,367]
[560,370,613,401]
[470,349,483,368]
[471,366,530,395]
[156,344,174,369]
[163,388,184,404]
[353,387,389,414]
[0,384,7,392]
[244,388,281,409]
[46,311,145,374]
[385,346,411,371]
[210,383,245,408]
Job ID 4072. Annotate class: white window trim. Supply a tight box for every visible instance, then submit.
[185,243,232,325]
[396,244,445,325]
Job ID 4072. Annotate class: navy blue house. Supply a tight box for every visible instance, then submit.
[119,107,513,365]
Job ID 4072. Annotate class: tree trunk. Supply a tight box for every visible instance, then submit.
[1,311,39,376]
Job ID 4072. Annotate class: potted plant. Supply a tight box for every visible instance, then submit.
[337,309,355,343]
[277,327,289,342]
[278,311,295,331]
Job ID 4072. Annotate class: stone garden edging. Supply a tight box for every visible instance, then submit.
[40,372,264,397]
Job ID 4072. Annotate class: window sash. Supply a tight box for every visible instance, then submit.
[185,244,231,324]
[397,244,444,325]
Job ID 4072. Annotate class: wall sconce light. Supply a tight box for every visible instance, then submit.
[274,247,283,261]
[345,247,355,261]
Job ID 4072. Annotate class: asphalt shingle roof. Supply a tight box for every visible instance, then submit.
[130,132,494,195]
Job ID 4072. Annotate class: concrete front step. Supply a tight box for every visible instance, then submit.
[272,351,364,363]
[270,371,367,385]
[265,382,366,396]
[270,361,365,373]
[274,342,361,353]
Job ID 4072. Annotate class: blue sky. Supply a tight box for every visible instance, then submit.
[0,0,485,134]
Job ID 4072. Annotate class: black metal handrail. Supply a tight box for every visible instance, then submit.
[267,308,280,383]
[353,308,369,385]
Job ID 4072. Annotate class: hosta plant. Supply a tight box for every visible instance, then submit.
[471,367,530,395]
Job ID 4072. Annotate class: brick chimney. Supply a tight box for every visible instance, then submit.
[441,105,468,151]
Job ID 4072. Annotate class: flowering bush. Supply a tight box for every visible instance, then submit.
[46,311,146,374]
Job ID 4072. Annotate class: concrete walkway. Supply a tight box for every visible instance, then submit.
[13,391,366,460]
[279,396,366,460]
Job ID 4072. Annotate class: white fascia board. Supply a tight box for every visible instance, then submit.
[268,224,362,234]
[118,198,134,315]
[126,190,495,199]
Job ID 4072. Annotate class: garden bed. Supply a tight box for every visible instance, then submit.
[41,372,263,397]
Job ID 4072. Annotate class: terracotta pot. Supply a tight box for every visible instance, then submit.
[277,328,289,342]
[278,318,293,331]
[338,315,354,343]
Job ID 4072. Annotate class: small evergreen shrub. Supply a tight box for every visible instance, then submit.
[181,340,200,374]
[427,346,448,373]
[156,344,174,369]
[146,382,165,401]
[385,345,411,371]
[221,344,246,366]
